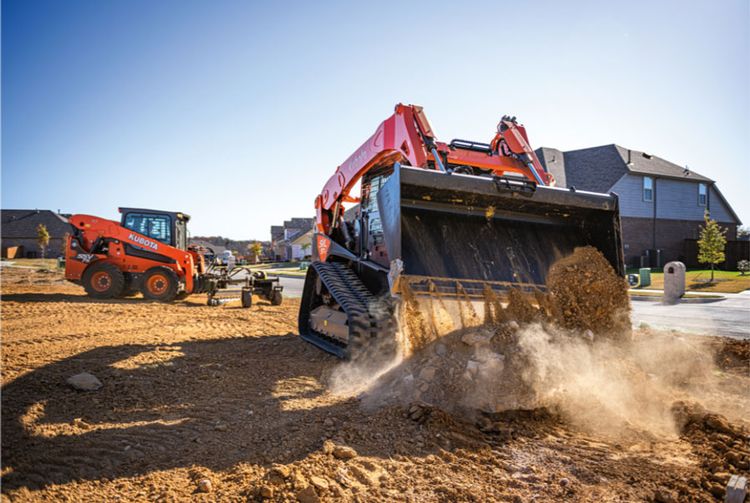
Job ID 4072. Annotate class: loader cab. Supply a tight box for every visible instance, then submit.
[358,167,393,267]
[119,207,190,250]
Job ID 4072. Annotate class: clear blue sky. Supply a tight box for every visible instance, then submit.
[2,0,748,239]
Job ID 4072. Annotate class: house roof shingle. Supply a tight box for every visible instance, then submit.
[612,145,713,183]
[1,209,72,239]
[535,144,714,193]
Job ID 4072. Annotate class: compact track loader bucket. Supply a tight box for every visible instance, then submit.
[378,165,624,297]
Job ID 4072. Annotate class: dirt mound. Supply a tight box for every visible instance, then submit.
[362,247,739,441]
[546,246,631,338]
[672,401,750,497]
[715,337,750,370]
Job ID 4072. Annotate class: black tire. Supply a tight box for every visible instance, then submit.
[83,262,125,299]
[270,290,283,306]
[141,267,179,302]
[175,291,190,301]
[241,289,252,308]
[118,274,139,297]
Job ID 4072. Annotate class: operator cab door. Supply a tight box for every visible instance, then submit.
[359,167,392,267]
[174,218,188,250]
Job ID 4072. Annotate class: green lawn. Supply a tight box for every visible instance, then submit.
[635,269,750,293]
[253,262,308,277]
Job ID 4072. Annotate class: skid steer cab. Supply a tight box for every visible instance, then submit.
[64,207,283,306]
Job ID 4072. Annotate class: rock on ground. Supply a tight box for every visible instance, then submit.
[66,372,102,391]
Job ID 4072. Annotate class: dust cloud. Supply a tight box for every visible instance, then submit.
[330,246,726,439]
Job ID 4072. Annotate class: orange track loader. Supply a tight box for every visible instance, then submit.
[299,104,624,358]
[64,207,282,306]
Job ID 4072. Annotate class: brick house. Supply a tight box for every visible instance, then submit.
[536,145,744,268]
[1,209,72,258]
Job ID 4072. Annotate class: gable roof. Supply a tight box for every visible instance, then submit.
[710,185,742,225]
[538,144,628,193]
[289,228,313,245]
[613,145,713,183]
[1,209,72,238]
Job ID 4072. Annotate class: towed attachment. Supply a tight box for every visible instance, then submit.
[378,165,624,298]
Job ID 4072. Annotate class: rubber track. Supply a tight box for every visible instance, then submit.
[310,262,394,351]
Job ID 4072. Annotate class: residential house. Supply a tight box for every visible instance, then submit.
[1,209,72,258]
[270,217,314,261]
[535,145,745,268]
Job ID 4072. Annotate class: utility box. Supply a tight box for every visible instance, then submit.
[663,261,686,304]
[638,268,651,287]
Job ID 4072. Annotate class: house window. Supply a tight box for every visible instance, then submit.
[698,183,707,206]
[643,176,653,202]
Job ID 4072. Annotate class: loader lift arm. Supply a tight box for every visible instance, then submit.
[315,103,553,234]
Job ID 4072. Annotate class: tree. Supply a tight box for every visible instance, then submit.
[738,226,750,241]
[36,224,50,259]
[301,242,311,258]
[697,213,727,282]
[248,242,263,264]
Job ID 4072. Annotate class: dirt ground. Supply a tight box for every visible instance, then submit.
[2,266,749,502]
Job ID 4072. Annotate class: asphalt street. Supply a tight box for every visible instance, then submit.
[629,291,750,339]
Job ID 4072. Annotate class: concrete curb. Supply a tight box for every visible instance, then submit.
[629,294,726,304]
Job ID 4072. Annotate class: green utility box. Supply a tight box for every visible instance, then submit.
[639,268,651,287]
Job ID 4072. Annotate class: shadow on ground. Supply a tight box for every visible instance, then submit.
[0,292,276,308]
[1,334,381,492]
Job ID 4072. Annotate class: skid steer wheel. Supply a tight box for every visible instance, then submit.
[270,290,283,306]
[241,289,252,308]
[83,262,125,299]
[141,267,179,302]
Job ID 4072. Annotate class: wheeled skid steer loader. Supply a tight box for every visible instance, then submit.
[299,104,624,359]
[64,207,282,306]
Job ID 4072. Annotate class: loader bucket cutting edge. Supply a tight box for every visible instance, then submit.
[378,165,624,296]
